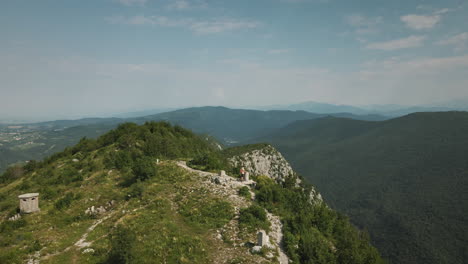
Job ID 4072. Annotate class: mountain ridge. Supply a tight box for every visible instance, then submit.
[260,111,468,264]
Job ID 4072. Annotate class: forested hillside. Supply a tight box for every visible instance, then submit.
[0,122,383,264]
[263,111,468,264]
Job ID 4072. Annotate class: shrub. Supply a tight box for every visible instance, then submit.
[238,186,251,199]
[239,204,270,232]
[0,165,25,184]
[107,225,136,264]
[54,192,80,210]
[0,248,22,264]
[0,218,27,233]
[126,181,145,200]
[132,157,156,182]
[188,152,226,171]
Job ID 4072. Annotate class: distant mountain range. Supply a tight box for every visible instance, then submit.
[258,100,468,117]
[3,99,468,124]
[259,112,468,264]
[0,106,387,174]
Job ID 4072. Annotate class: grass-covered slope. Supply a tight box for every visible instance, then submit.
[0,122,231,263]
[264,111,468,264]
[1,122,384,264]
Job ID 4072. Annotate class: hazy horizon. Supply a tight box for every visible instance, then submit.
[2,0,468,121]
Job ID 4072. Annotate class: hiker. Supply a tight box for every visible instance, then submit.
[240,167,246,181]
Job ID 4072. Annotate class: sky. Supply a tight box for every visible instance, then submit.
[1,0,468,120]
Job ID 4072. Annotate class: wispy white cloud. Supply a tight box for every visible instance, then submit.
[366,35,426,51]
[360,55,468,78]
[346,14,383,34]
[281,0,330,3]
[166,0,208,10]
[168,0,190,10]
[436,32,468,51]
[400,7,453,31]
[354,55,468,104]
[106,15,260,34]
[105,15,186,27]
[267,49,291,54]
[401,14,441,30]
[434,8,451,15]
[189,19,259,34]
[117,0,147,6]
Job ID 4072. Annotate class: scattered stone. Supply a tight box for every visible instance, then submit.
[245,172,250,181]
[219,170,227,177]
[213,177,221,185]
[96,206,106,214]
[27,252,40,264]
[82,248,95,254]
[8,213,21,221]
[251,246,262,253]
[85,203,111,215]
[107,200,115,207]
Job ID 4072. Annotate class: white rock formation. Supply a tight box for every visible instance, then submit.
[229,145,323,205]
[228,145,294,182]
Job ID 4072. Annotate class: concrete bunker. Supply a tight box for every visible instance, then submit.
[18,193,40,213]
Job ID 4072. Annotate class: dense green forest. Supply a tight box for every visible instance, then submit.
[262,112,468,264]
[0,122,383,263]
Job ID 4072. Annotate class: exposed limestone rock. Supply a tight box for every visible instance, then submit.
[308,187,323,205]
[229,145,323,206]
[229,145,293,182]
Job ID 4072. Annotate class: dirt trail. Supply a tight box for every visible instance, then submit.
[177,161,289,264]
[267,213,289,264]
[40,212,115,262]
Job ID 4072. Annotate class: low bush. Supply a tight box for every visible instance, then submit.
[238,186,251,199]
[239,204,270,232]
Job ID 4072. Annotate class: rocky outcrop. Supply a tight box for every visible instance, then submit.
[228,145,294,182]
[308,186,323,205]
[228,145,323,205]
